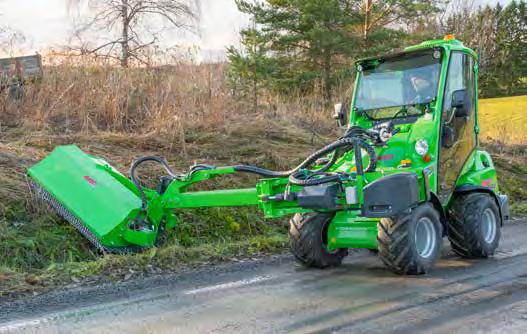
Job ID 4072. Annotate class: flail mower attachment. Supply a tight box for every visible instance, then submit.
[28,146,151,253]
[28,127,381,253]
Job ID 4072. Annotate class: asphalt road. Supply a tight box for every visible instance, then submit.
[1,219,527,334]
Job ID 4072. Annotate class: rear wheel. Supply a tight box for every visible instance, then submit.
[288,212,348,268]
[378,203,443,275]
[447,193,501,258]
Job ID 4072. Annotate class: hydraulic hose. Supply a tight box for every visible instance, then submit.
[130,156,179,211]
[130,127,378,210]
[234,136,377,185]
[342,125,371,140]
[288,171,342,186]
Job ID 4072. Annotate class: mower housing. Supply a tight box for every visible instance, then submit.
[28,145,154,251]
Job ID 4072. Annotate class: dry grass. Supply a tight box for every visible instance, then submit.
[1,61,523,147]
[479,95,527,146]
[0,62,525,300]
[0,62,333,299]
[0,63,333,147]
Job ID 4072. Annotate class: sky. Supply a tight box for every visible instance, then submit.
[0,0,513,60]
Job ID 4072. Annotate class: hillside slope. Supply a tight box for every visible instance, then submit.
[0,95,525,300]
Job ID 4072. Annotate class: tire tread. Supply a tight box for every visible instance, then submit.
[447,192,500,258]
[289,213,347,268]
[377,203,441,275]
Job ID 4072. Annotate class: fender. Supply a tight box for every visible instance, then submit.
[362,172,419,218]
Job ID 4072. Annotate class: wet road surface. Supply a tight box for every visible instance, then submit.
[1,219,527,333]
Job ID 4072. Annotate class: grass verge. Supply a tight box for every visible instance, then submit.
[1,96,526,301]
[0,122,313,300]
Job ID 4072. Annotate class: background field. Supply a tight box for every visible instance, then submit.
[0,67,525,300]
[479,95,527,146]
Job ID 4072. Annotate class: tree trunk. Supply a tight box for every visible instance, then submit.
[363,0,372,40]
[120,0,130,67]
[252,64,258,113]
[323,51,332,104]
[251,17,258,113]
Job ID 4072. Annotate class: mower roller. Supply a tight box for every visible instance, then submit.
[28,37,510,274]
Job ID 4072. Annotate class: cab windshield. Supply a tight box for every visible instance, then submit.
[355,50,442,120]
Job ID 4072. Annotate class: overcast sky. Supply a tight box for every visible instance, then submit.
[0,0,512,59]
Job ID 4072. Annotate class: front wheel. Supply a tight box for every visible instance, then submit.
[289,213,348,268]
[378,203,443,275]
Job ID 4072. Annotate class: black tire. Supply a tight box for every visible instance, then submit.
[155,220,168,247]
[289,212,348,268]
[447,192,501,258]
[378,203,443,275]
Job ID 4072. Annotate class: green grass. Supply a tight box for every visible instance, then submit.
[0,126,310,299]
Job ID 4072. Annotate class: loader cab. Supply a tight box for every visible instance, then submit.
[352,48,443,123]
[349,38,480,203]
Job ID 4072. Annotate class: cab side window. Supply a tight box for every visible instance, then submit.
[442,53,475,124]
[443,54,463,112]
[438,52,477,200]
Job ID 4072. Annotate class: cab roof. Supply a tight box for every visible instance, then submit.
[356,37,478,65]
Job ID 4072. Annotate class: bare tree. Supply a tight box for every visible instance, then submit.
[0,26,26,57]
[69,0,200,66]
[361,0,448,41]
[437,0,477,34]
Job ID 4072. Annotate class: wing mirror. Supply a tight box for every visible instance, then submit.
[451,89,469,117]
[333,103,348,128]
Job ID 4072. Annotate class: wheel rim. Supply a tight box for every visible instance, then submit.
[414,217,437,259]
[482,208,497,244]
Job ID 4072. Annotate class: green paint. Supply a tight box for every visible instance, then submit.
[165,188,259,208]
[328,211,378,250]
[28,38,505,252]
[28,146,143,248]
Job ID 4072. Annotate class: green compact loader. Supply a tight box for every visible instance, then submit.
[29,37,509,274]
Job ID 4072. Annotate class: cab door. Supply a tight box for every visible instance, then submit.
[438,52,477,203]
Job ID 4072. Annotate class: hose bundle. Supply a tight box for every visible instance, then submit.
[130,156,179,210]
[234,130,377,186]
[130,126,378,210]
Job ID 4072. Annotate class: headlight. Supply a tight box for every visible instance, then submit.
[415,139,429,156]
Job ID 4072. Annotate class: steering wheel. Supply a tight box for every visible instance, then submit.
[392,108,408,119]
